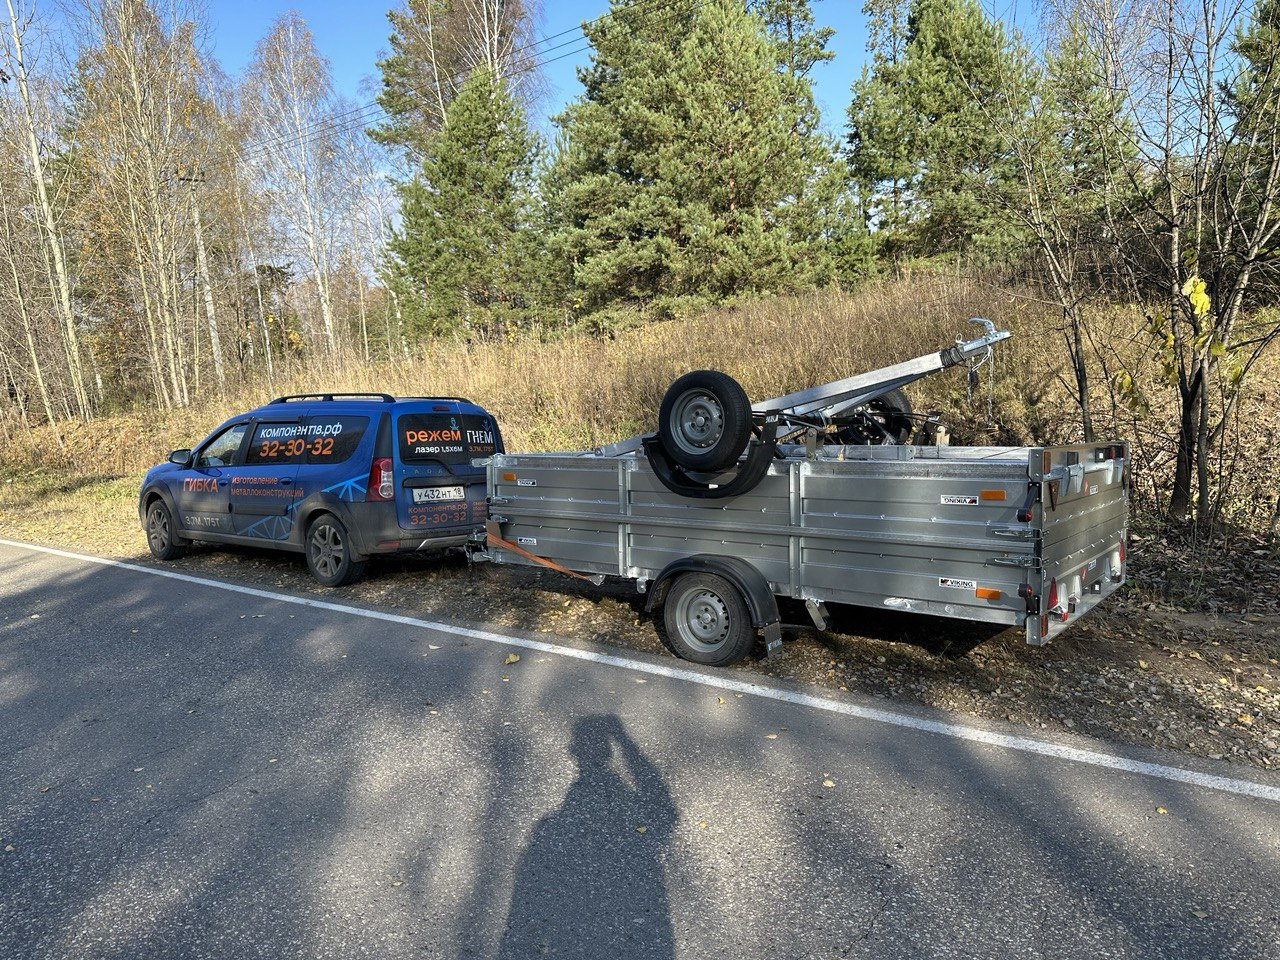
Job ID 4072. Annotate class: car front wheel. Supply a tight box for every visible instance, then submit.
[146,499,188,561]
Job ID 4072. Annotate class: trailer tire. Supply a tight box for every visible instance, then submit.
[658,370,753,472]
[834,388,914,444]
[658,572,756,666]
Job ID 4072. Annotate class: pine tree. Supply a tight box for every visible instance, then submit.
[386,68,542,335]
[749,0,835,78]
[372,0,536,166]
[847,0,1027,261]
[546,0,840,316]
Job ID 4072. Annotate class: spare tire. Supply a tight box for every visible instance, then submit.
[658,370,753,472]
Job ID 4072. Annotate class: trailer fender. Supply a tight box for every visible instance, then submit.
[645,555,783,656]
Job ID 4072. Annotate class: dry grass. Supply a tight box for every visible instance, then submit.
[1,275,1276,532]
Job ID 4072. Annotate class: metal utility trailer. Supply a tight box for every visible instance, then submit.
[475,322,1129,666]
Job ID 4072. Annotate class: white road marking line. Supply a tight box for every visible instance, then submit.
[3,537,1278,803]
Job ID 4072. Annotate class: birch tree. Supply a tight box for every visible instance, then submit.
[244,13,348,355]
[2,0,90,419]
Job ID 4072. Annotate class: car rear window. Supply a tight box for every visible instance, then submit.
[245,416,369,466]
[303,415,369,464]
[398,413,499,464]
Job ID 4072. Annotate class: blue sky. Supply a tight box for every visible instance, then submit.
[206,0,872,136]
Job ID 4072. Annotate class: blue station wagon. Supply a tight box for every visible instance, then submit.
[138,393,502,585]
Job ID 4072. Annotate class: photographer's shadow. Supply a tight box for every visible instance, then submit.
[496,714,676,960]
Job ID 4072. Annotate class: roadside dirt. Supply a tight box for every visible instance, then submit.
[2,472,1277,770]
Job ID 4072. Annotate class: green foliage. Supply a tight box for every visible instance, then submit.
[545,0,841,316]
[847,0,1030,262]
[372,0,535,165]
[385,68,544,336]
[749,0,836,77]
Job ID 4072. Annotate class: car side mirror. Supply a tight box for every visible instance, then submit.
[168,448,193,468]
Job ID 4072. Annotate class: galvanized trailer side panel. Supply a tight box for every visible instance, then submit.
[484,443,1128,645]
[1027,444,1129,644]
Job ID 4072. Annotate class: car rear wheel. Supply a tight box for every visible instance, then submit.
[146,499,187,561]
[659,572,756,666]
[305,514,366,587]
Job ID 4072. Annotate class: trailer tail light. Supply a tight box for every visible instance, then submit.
[1112,539,1126,583]
[366,458,394,501]
[1046,577,1067,621]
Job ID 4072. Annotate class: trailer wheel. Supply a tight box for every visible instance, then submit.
[834,388,915,444]
[658,370,752,472]
[659,573,756,666]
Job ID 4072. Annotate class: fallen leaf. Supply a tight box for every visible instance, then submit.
[481,689,490,695]
[1156,807,1167,814]
[39,787,48,794]
[428,644,441,650]
[429,710,438,715]
[1191,910,1208,919]
[1138,659,1148,669]
[3,845,11,852]
[717,697,726,705]
[391,881,403,888]
[504,653,520,665]
[765,734,778,740]
[636,826,647,834]
[823,779,836,788]
[696,821,708,829]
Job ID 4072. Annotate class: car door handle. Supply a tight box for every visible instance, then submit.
[280,478,293,485]
[217,479,229,487]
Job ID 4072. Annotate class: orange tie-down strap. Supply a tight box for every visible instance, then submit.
[485,531,601,583]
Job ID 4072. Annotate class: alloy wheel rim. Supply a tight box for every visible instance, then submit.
[311,524,343,578]
[148,508,168,551]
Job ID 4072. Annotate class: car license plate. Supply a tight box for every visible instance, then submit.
[412,485,465,504]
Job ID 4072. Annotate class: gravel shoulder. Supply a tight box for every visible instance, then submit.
[2,470,1278,770]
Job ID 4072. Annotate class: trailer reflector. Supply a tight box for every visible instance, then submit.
[980,490,1006,501]
[502,473,517,481]
[975,587,1001,600]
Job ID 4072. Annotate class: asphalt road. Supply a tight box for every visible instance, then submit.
[1,542,1278,960]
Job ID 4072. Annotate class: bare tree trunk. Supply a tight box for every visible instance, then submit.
[4,0,90,420]
[190,182,225,385]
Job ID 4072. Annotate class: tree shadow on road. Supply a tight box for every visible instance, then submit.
[495,714,676,960]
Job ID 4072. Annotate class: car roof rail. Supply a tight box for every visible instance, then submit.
[397,395,475,405]
[269,392,396,404]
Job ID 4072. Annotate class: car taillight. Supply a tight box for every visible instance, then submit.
[1119,540,1126,565]
[367,458,393,501]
